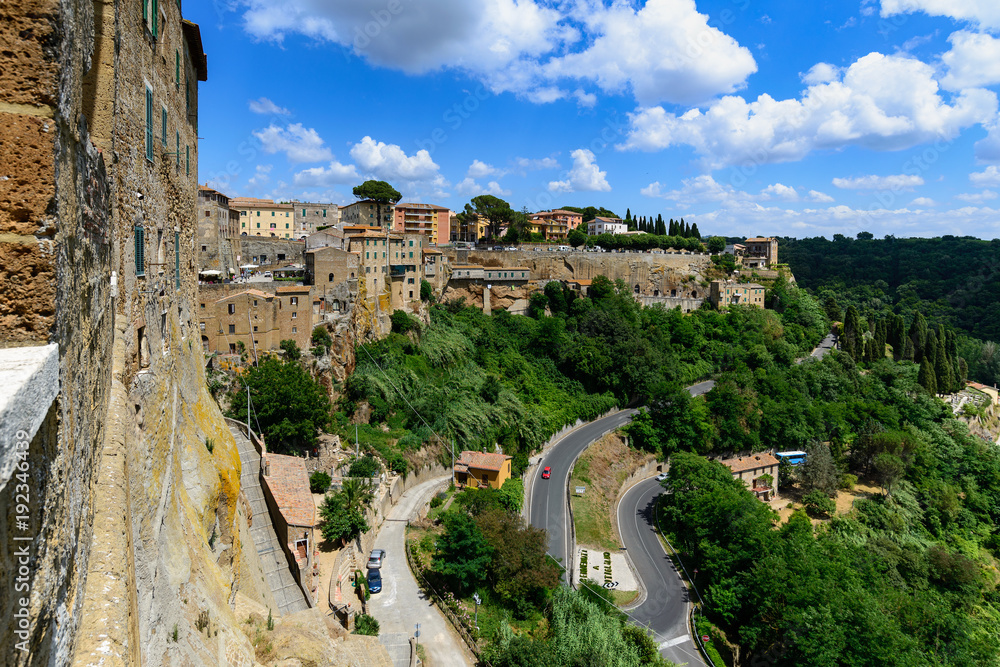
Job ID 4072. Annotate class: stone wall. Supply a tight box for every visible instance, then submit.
[0,2,116,666]
[236,236,306,269]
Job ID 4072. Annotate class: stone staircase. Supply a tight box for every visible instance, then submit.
[229,422,309,615]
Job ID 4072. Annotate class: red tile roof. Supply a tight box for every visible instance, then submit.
[455,450,511,473]
[264,454,315,527]
[720,453,779,473]
[275,285,310,294]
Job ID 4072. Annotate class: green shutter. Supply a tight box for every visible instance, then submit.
[161,107,167,145]
[151,0,158,38]
[145,88,153,161]
[135,226,145,276]
[174,232,180,289]
[142,0,147,21]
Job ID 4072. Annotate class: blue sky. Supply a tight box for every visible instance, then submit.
[188,0,1000,239]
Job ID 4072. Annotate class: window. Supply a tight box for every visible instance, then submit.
[253,299,257,306]
[291,312,297,319]
[322,209,327,217]
[229,343,237,354]
[256,223,260,228]
[144,86,153,161]
[227,304,236,314]
[409,291,413,298]
[199,322,205,330]
[328,273,334,282]
[253,326,258,332]
[200,303,205,309]
[290,297,298,305]
[285,223,289,229]
[302,208,306,216]
[228,324,235,334]
[135,226,145,276]
[409,240,413,247]
[175,232,180,289]
[161,107,167,145]
[256,211,260,217]
[292,327,297,334]
[271,212,275,217]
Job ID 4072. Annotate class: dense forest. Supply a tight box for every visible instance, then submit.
[781,235,1000,384]
[656,353,1000,666]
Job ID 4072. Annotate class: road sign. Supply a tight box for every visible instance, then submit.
[702,635,709,643]
[575,486,586,494]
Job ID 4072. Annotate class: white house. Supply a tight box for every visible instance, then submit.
[588,216,628,236]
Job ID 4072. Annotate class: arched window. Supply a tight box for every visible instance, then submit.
[691,290,698,298]
[671,289,677,297]
[653,289,659,296]
[328,273,334,283]
[634,284,640,293]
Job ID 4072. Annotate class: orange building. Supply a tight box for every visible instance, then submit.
[454,451,513,490]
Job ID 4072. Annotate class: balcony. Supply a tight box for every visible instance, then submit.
[389,265,406,278]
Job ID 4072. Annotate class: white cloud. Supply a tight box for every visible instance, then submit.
[940,31,1000,91]
[514,156,560,172]
[620,52,998,169]
[910,197,937,206]
[880,0,1000,30]
[808,190,835,202]
[467,160,497,179]
[247,164,272,188]
[455,177,510,197]
[833,174,925,190]
[253,123,332,163]
[350,136,441,182]
[248,97,290,115]
[293,161,360,187]
[641,174,752,206]
[572,89,597,108]
[236,0,756,105]
[760,183,799,200]
[542,0,757,106]
[971,165,1000,186]
[548,149,611,193]
[956,189,998,202]
[801,63,840,85]
[976,122,1000,162]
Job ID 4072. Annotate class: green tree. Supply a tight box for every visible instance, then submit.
[918,357,938,395]
[802,489,835,518]
[319,480,373,544]
[707,236,726,254]
[433,512,493,595]
[225,356,331,454]
[352,180,401,228]
[568,227,587,247]
[311,325,332,353]
[390,309,420,334]
[470,194,513,240]
[475,508,559,617]
[420,278,433,302]
[354,614,380,636]
[797,441,839,496]
[309,470,331,494]
[279,339,301,360]
[873,452,905,497]
[843,305,862,361]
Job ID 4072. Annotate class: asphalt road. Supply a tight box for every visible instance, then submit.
[528,381,714,579]
[809,332,837,360]
[619,478,707,666]
[367,476,474,667]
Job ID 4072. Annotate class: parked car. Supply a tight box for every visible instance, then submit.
[367,549,386,569]
[263,270,272,278]
[504,246,517,251]
[541,466,551,479]
[367,568,382,594]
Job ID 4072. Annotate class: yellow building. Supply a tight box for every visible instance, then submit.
[710,280,766,310]
[454,451,513,490]
[230,197,296,239]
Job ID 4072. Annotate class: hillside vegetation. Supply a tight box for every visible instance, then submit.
[781,234,1000,384]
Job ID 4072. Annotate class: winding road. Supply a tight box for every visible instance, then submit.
[527,380,715,663]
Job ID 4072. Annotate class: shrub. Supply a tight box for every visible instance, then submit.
[430,495,444,509]
[354,614,380,636]
[280,339,301,360]
[803,490,836,518]
[311,325,333,351]
[310,471,332,494]
[420,279,434,302]
[348,455,382,478]
[390,309,420,334]
[840,473,858,491]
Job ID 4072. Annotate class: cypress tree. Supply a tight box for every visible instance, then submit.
[690,222,701,240]
[682,219,689,237]
[669,219,677,236]
[935,327,953,393]
[844,306,862,362]
[876,320,887,360]
[908,313,928,363]
[903,336,915,362]
[918,358,938,395]
[888,314,905,360]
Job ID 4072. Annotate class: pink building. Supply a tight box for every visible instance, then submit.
[392,202,451,245]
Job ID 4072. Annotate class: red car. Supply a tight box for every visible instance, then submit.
[541,466,551,479]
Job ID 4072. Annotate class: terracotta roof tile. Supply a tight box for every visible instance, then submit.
[720,453,779,473]
[264,454,315,527]
[455,450,511,472]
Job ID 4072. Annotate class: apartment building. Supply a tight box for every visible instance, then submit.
[393,202,450,245]
[588,216,627,236]
[231,197,295,238]
[341,199,394,228]
[530,209,584,240]
[293,201,338,238]
[450,213,488,243]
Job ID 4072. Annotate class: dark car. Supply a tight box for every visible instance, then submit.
[541,466,551,479]
[367,568,382,594]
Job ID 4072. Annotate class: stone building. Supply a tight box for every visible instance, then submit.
[341,199,394,228]
[449,212,488,242]
[293,200,338,239]
[392,202,450,244]
[261,453,316,607]
[198,285,312,358]
[197,185,240,278]
[231,196,295,238]
[710,280,766,310]
[744,237,778,268]
[719,453,779,501]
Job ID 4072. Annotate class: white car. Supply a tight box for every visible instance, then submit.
[367,549,386,569]
[263,270,272,278]
[655,473,668,482]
